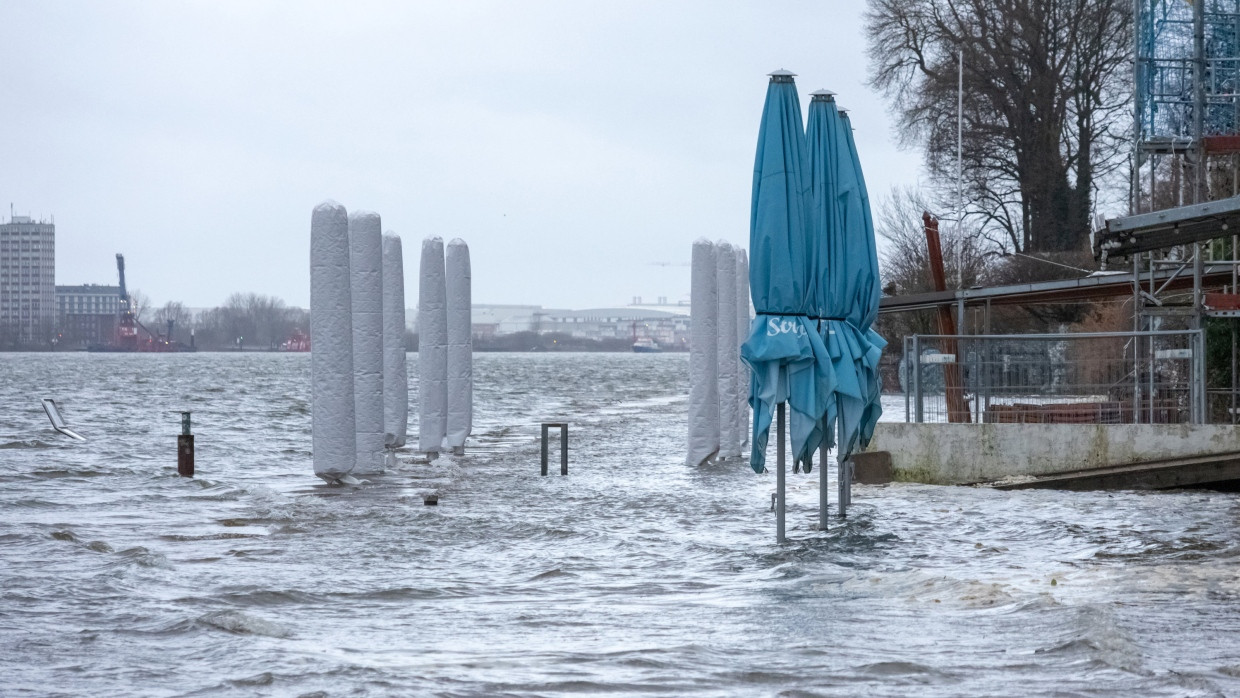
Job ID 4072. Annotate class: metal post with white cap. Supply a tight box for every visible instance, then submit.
[178,412,194,478]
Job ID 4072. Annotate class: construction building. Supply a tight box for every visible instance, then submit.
[0,213,56,346]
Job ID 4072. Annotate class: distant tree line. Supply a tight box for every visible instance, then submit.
[153,293,308,351]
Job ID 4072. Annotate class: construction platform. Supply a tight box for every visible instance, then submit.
[988,451,1240,491]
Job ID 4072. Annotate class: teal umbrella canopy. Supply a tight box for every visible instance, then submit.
[740,71,834,474]
[837,109,887,453]
[818,105,885,461]
[799,91,862,469]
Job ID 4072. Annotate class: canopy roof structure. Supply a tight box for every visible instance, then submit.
[1095,195,1240,259]
[880,264,1235,315]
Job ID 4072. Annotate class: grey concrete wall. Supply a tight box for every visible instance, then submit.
[867,423,1240,485]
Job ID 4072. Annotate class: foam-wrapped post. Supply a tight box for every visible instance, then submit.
[418,237,448,454]
[349,211,385,474]
[736,248,751,445]
[310,202,355,481]
[445,239,472,451]
[382,232,408,448]
[686,238,718,466]
[716,241,740,459]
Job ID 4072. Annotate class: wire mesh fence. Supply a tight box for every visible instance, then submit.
[900,330,1206,425]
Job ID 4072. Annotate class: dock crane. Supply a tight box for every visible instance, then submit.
[116,253,138,350]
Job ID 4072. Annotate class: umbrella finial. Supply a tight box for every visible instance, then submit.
[768,68,797,83]
[810,89,836,101]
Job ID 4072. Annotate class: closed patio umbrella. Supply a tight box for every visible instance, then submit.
[740,70,835,542]
[835,108,886,457]
[802,90,865,473]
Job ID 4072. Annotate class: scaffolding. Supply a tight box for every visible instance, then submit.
[1134,0,1240,207]
[1126,0,1240,422]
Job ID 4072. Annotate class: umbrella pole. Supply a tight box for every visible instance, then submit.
[776,402,786,544]
[818,440,828,530]
[837,421,848,519]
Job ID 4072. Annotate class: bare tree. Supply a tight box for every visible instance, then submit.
[865,0,1131,253]
[152,301,191,329]
[878,186,990,296]
[148,301,192,344]
[875,186,992,350]
[128,288,150,321]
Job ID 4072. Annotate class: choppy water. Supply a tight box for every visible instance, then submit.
[2,352,1240,696]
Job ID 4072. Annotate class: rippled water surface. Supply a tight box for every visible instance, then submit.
[3,352,1240,696]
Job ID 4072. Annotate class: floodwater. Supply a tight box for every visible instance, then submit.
[2,352,1240,697]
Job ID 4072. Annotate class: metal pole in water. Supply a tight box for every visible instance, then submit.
[776,402,786,544]
[560,424,568,476]
[540,423,549,476]
[838,457,848,519]
[818,440,828,530]
[177,411,194,478]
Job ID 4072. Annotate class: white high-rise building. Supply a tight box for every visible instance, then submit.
[0,214,56,346]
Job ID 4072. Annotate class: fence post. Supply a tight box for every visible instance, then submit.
[1190,329,1200,424]
[1133,254,1141,424]
[912,334,923,423]
[904,335,911,423]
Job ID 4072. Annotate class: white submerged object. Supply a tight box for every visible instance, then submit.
[418,237,448,454]
[310,202,356,481]
[736,248,751,445]
[349,211,385,474]
[716,241,740,459]
[445,239,472,452]
[382,232,408,448]
[686,238,719,467]
[41,398,86,441]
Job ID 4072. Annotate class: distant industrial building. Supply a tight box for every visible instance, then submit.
[0,214,56,346]
[409,303,690,349]
[540,307,689,348]
[55,284,120,348]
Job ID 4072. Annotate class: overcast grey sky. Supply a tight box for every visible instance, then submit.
[1,0,925,310]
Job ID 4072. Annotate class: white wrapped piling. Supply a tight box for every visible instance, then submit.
[736,248,751,445]
[716,241,740,459]
[349,211,385,474]
[310,202,355,481]
[382,232,408,448]
[686,238,719,466]
[445,239,472,451]
[418,237,448,454]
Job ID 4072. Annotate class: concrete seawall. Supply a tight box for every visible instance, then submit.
[867,423,1240,485]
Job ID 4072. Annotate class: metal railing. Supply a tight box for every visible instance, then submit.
[901,330,1207,425]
